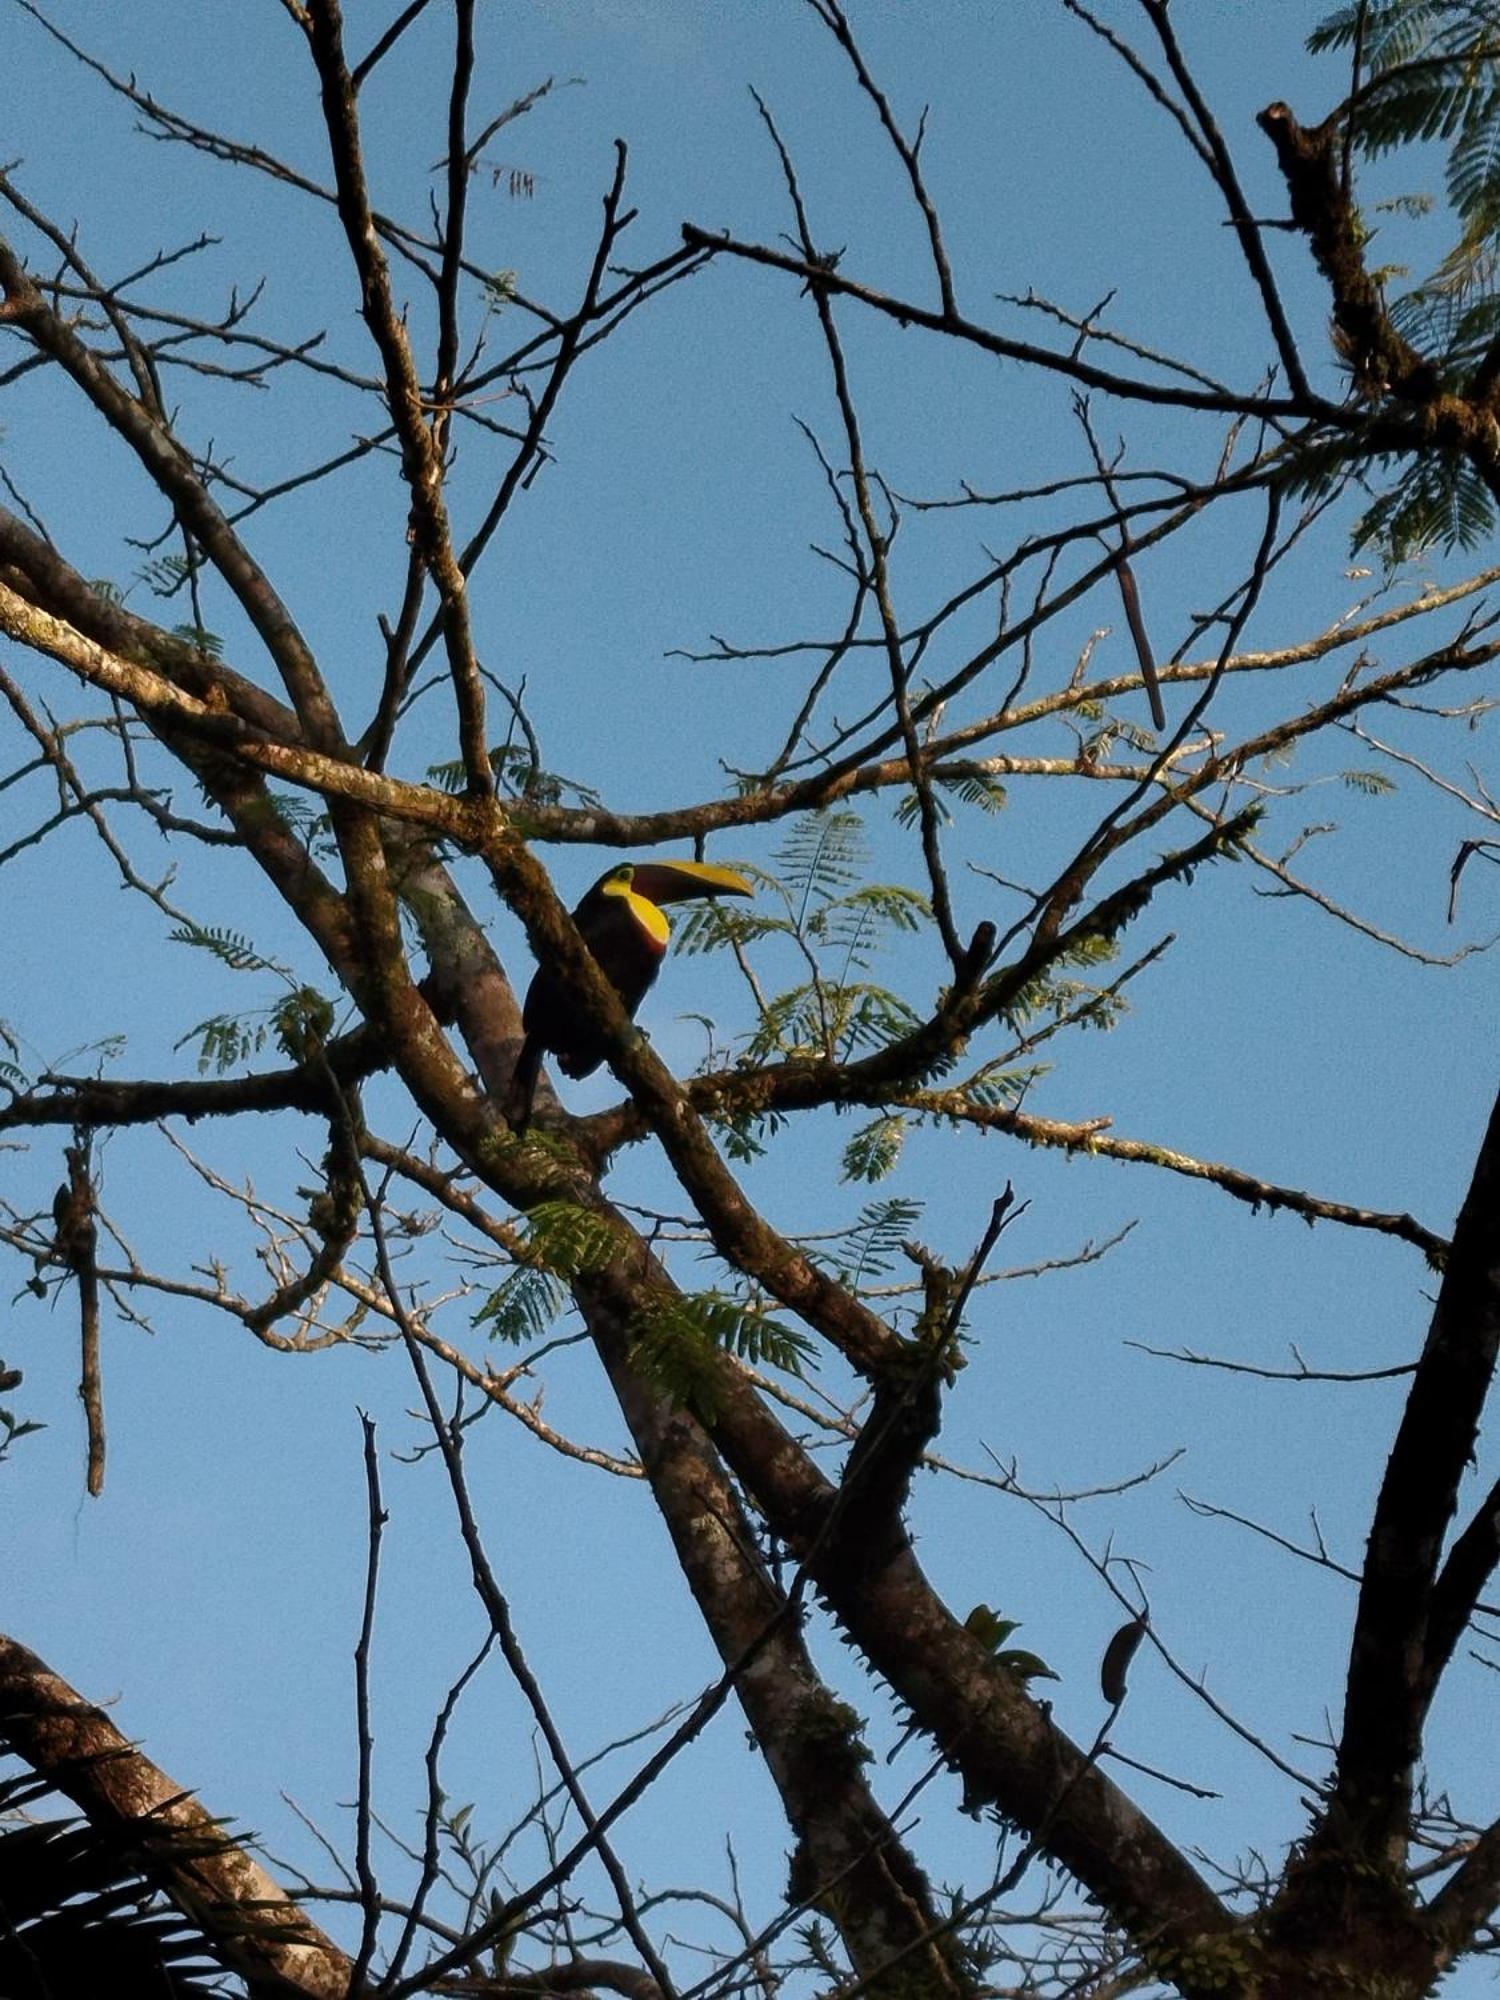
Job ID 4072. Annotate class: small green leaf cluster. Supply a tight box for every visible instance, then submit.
[0,1357,42,1465]
[175,1011,270,1075]
[168,929,336,1076]
[0,1020,25,1094]
[1341,767,1398,794]
[271,987,336,1062]
[841,1112,907,1184]
[963,1603,1058,1687]
[170,623,223,657]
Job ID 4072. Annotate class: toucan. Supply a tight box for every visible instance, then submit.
[510,859,753,1129]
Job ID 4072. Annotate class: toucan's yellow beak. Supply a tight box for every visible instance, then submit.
[626,860,754,906]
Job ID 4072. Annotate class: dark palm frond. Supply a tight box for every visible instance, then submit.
[0,1767,244,1999]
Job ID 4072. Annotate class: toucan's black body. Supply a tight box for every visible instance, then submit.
[510,860,752,1129]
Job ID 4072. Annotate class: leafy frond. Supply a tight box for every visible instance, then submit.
[1270,430,1373,503]
[1448,87,1500,230]
[171,624,223,657]
[473,1265,568,1343]
[0,1767,241,1998]
[809,1198,926,1289]
[1003,935,1122,1034]
[773,808,867,908]
[631,1289,816,1412]
[271,987,336,1061]
[939,769,1009,815]
[1310,2,1451,67]
[167,924,285,977]
[961,1061,1050,1109]
[745,980,922,1062]
[1341,768,1399,793]
[818,882,932,940]
[710,1108,786,1163]
[841,1114,907,1185]
[895,770,1008,827]
[520,1199,624,1278]
[1354,450,1498,556]
[425,747,601,809]
[672,895,795,956]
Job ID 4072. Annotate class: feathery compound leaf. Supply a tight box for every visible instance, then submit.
[167,924,286,976]
[837,883,933,934]
[672,895,792,957]
[521,1199,625,1277]
[809,1196,927,1288]
[1354,451,1498,556]
[271,987,336,1060]
[630,1290,816,1412]
[841,1114,907,1185]
[1341,768,1399,793]
[938,769,1009,814]
[1309,1,1443,64]
[171,623,223,657]
[963,1061,1050,1109]
[1448,87,1500,226]
[473,1265,567,1343]
[774,808,867,908]
[427,748,600,807]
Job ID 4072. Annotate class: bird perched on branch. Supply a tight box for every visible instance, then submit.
[510,859,753,1130]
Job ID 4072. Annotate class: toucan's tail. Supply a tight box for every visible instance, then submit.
[509,1035,544,1134]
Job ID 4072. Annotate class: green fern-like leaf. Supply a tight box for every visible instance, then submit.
[748,980,921,1062]
[631,1290,816,1412]
[473,1266,567,1343]
[172,624,223,657]
[1448,86,1500,226]
[672,894,792,957]
[168,924,285,977]
[425,758,468,796]
[774,808,867,911]
[938,769,1008,814]
[841,1114,907,1185]
[1354,450,1498,556]
[521,1199,624,1277]
[1309,2,1445,67]
[710,1108,784,1163]
[893,788,953,830]
[834,883,932,935]
[963,1061,1049,1109]
[1341,768,1398,793]
[810,1197,926,1289]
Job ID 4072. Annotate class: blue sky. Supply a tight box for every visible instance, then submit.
[2,1,1498,1991]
